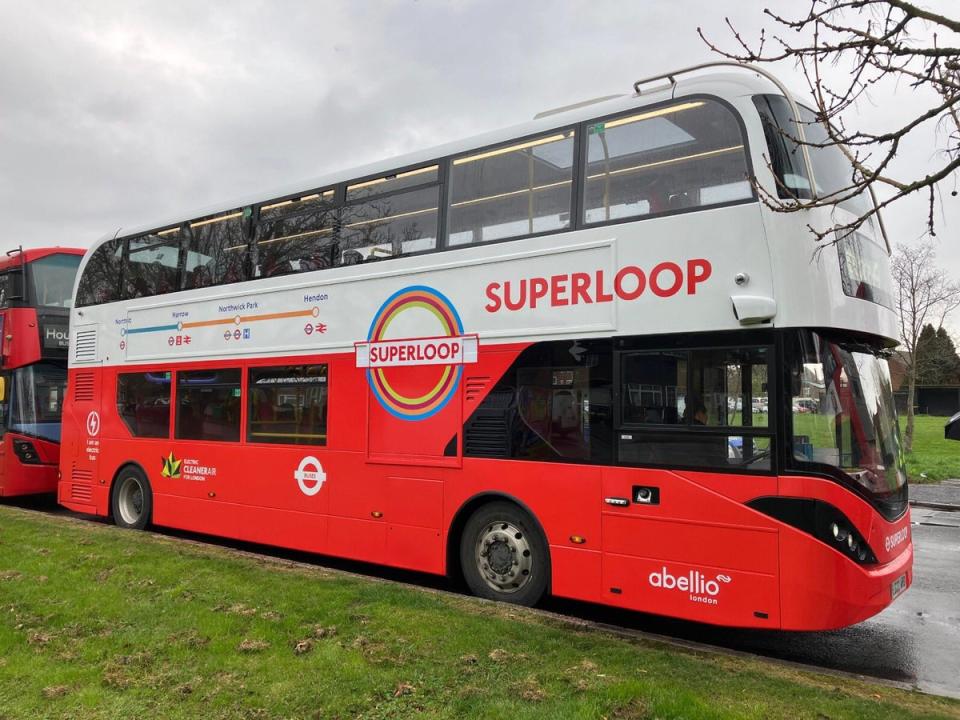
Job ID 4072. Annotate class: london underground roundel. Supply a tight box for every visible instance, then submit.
[357,285,476,421]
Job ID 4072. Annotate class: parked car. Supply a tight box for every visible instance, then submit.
[795,398,819,413]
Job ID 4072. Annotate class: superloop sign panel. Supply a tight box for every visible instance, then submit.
[360,285,474,421]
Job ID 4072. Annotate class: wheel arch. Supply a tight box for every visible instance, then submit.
[445,491,551,590]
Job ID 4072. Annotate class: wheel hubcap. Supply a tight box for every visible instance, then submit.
[118,477,144,525]
[475,520,533,594]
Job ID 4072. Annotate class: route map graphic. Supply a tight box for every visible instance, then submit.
[124,307,321,336]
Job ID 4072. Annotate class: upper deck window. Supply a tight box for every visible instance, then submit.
[798,106,873,217]
[76,239,123,307]
[752,95,873,218]
[29,253,81,308]
[340,184,439,263]
[448,131,576,246]
[752,95,812,200]
[122,232,182,300]
[583,100,752,224]
[256,190,336,278]
[186,210,250,288]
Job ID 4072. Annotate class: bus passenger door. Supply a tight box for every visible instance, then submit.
[333,352,464,571]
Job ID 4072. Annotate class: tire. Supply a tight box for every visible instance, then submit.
[459,501,549,607]
[110,466,153,530]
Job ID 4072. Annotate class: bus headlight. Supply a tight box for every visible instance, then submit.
[13,439,40,464]
[748,497,877,565]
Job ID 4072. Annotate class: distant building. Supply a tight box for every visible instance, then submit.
[889,354,960,416]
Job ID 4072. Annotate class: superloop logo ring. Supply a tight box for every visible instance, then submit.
[366,285,464,420]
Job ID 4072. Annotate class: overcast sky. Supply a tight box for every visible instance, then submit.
[1,0,957,326]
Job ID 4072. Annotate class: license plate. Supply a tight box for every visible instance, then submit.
[891,574,907,599]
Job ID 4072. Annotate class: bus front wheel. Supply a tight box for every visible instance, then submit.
[111,467,153,530]
[460,501,548,607]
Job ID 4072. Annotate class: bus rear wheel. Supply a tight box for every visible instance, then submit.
[460,501,548,607]
[111,467,152,530]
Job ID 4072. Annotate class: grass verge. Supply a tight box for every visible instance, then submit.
[906,415,960,483]
[0,506,957,720]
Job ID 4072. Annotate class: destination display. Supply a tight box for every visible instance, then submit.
[41,322,70,349]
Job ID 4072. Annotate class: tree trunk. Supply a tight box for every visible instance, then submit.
[905,366,917,453]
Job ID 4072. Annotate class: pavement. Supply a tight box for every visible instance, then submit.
[909,478,960,511]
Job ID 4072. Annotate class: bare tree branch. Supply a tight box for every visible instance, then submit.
[699,0,960,244]
[885,0,960,34]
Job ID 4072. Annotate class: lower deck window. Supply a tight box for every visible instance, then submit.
[117,372,171,438]
[176,369,241,442]
[248,365,328,445]
[618,345,773,471]
[464,340,613,463]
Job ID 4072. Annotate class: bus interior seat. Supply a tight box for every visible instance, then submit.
[299,253,332,272]
[643,407,662,423]
[341,250,363,266]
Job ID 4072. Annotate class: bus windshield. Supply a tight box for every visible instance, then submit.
[787,331,906,519]
[30,253,82,308]
[7,363,67,442]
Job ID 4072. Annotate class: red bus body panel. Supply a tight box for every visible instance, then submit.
[59,343,913,630]
[0,432,60,497]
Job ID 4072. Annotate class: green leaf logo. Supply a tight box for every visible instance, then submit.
[161,451,182,479]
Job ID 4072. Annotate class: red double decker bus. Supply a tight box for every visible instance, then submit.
[0,247,84,496]
[59,65,911,629]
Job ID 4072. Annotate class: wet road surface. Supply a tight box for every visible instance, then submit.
[10,497,960,698]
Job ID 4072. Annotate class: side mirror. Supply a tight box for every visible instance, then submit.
[946,411,960,441]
